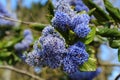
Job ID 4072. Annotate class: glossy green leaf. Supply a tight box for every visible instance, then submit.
[83,0,112,22]
[79,54,97,71]
[47,0,54,16]
[109,40,120,48]
[30,23,46,31]
[97,27,120,38]
[104,0,120,22]
[84,26,96,44]
[3,37,23,49]
[0,50,12,57]
[88,8,96,15]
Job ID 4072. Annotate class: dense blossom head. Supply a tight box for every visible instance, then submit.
[74,23,90,38]
[63,56,78,74]
[55,0,76,17]
[25,49,44,67]
[40,35,66,56]
[75,4,89,12]
[62,42,88,74]
[69,0,89,12]
[74,41,85,49]
[36,26,67,68]
[40,26,65,45]
[68,45,89,65]
[52,11,71,31]
[42,25,55,36]
[71,14,90,29]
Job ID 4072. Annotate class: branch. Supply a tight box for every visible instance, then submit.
[98,60,120,67]
[0,15,47,26]
[0,65,45,80]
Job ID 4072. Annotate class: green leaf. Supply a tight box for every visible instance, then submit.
[0,50,12,57]
[109,40,120,48]
[3,37,23,49]
[47,0,54,16]
[83,0,112,22]
[30,23,46,31]
[97,27,120,38]
[79,54,97,71]
[118,47,120,62]
[88,8,96,15]
[84,26,96,44]
[104,0,120,23]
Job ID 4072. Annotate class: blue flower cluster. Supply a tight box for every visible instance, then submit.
[25,26,89,73]
[69,68,102,80]
[25,26,67,68]
[52,0,90,38]
[14,29,33,59]
[69,0,89,12]
[63,41,89,73]
[25,0,90,74]
[0,2,15,26]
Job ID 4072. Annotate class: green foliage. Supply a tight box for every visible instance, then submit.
[104,0,120,23]
[47,0,54,16]
[109,40,120,48]
[84,26,96,44]
[97,27,120,38]
[83,0,112,22]
[79,54,97,71]
[30,23,46,31]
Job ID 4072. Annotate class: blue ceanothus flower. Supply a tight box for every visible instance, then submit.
[55,0,76,18]
[63,41,89,74]
[69,0,89,12]
[69,68,102,80]
[74,23,90,38]
[52,11,71,31]
[71,14,90,38]
[0,2,16,26]
[71,14,90,29]
[25,26,67,69]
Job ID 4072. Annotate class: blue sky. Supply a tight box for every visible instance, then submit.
[1,0,120,10]
[0,0,48,10]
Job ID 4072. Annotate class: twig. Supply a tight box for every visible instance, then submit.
[0,15,47,26]
[100,63,120,66]
[0,65,45,80]
[98,60,120,67]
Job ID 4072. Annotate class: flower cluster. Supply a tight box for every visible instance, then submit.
[69,68,102,80]
[25,26,67,68]
[25,0,90,74]
[25,26,89,74]
[52,0,90,38]
[0,2,15,26]
[69,0,89,12]
[63,41,89,73]
[14,29,33,59]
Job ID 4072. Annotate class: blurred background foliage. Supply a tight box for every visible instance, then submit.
[0,0,120,80]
